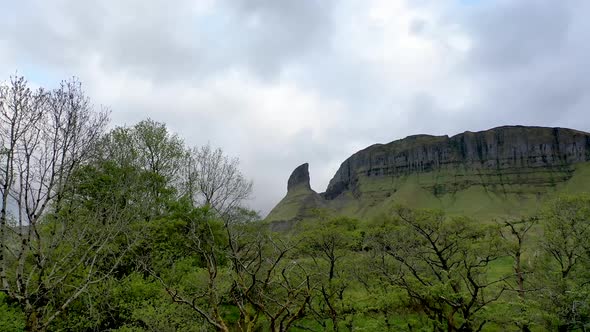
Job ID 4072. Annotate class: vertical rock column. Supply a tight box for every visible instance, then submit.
[287,163,311,192]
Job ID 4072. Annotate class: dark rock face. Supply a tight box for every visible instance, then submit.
[287,163,311,191]
[267,125,590,224]
[265,163,323,225]
[324,126,590,199]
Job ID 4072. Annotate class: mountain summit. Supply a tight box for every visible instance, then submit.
[266,126,590,224]
[287,163,312,191]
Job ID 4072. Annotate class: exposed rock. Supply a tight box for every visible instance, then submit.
[288,163,311,191]
[324,126,590,199]
[266,126,590,224]
[265,163,324,227]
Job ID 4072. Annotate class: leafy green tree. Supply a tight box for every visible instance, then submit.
[150,209,314,332]
[499,217,538,300]
[97,119,186,205]
[229,227,313,332]
[497,217,540,331]
[45,160,182,330]
[369,207,507,332]
[128,196,235,331]
[297,214,362,331]
[533,194,590,331]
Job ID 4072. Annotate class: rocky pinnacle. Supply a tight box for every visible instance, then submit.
[287,163,311,192]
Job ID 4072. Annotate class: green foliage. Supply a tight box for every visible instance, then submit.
[367,207,507,331]
[2,110,589,331]
[97,118,186,182]
[531,194,590,331]
[267,162,590,225]
[0,293,25,331]
[296,215,364,330]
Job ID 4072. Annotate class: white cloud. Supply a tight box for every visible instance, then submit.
[1,0,590,214]
[73,60,349,213]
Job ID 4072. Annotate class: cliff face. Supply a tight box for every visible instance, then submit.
[266,126,590,224]
[266,163,325,228]
[288,163,312,191]
[324,126,590,199]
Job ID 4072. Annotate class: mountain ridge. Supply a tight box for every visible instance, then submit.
[266,125,590,224]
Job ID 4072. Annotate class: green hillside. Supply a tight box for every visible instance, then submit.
[266,162,590,225]
[267,125,590,225]
[357,161,590,220]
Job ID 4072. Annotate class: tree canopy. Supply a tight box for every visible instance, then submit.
[1,75,590,332]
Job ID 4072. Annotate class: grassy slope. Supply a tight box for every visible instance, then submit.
[264,162,590,330]
[331,162,590,222]
[267,162,590,223]
[265,184,326,224]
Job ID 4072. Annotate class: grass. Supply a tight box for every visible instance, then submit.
[267,162,590,224]
[264,161,590,331]
[265,184,328,223]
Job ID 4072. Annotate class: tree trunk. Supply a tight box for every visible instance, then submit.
[515,250,525,299]
[25,309,44,332]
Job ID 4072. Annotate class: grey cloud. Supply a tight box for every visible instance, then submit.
[409,19,427,35]
[3,0,590,215]
[226,0,335,77]
[462,0,574,70]
[0,0,334,82]
[451,0,590,132]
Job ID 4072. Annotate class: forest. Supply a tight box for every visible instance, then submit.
[1,76,589,332]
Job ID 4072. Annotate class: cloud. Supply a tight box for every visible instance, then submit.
[451,0,590,131]
[460,0,573,70]
[1,0,590,215]
[1,0,333,81]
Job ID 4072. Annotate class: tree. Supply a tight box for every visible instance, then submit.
[499,217,538,300]
[149,209,315,332]
[150,207,234,332]
[0,76,135,331]
[533,194,590,331]
[370,207,507,332]
[184,144,252,220]
[497,217,539,332]
[298,214,362,331]
[138,143,256,331]
[52,124,190,330]
[229,227,314,332]
[97,119,186,201]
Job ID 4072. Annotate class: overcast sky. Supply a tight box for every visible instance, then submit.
[2,0,590,215]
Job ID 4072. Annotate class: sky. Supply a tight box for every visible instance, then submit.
[2,0,590,216]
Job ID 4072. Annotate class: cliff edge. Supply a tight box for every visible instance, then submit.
[266,126,590,223]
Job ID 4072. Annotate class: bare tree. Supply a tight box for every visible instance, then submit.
[0,76,45,295]
[184,144,252,220]
[0,76,131,331]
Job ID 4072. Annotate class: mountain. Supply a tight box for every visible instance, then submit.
[266,126,590,225]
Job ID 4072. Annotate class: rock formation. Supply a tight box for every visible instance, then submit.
[265,163,324,228]
[287,163,311,191]
[325,126,590,199]
[266,126,590,224]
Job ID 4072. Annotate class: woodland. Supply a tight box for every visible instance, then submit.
[0,76,589,331]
